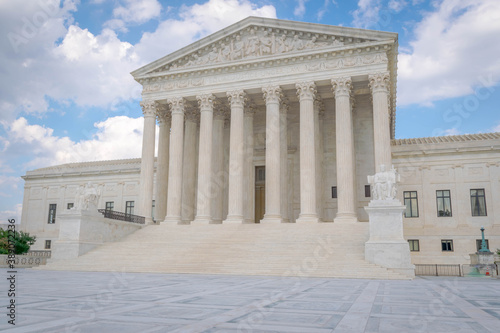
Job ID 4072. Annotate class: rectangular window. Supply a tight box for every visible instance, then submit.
[441,240,454,252]
[125,201,134,216]
[67,203,74,210]
[476,239,489,251]
[365,185,371,198]
[47,204,57,224]
[436,190,452,217]
[105,201,114,212]
[403,191,419,218]
[470,189,487,216]
[408,239,419,252]
[332,186,337,199]
[45,240,51,249]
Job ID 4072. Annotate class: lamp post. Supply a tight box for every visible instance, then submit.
[479,226,490,253]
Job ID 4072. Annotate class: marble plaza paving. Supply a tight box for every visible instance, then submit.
[1,269,500,332]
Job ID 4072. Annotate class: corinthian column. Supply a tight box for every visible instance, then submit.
[211,106,227,224]
[223,89,246,224]
[296,82,319,223]
[155,104,171,223]
[369,72,392,172]
[165,97,185,224]
[332,77,358,223]
[280,99,289,222]
[261,85,283,223]
[244,104,256,223]
[181,107,198,223]
[138,100,157,224]
[314,98,324,221]
[194,94,215,224]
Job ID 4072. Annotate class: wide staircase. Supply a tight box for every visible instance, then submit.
[39,222,409,279]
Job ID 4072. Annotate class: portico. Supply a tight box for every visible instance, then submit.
[132,17,397,225]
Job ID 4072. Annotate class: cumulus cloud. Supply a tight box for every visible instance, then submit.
[398,0,500,106]
[352,0,382,28]
[0,204,22,224]
[104,0,162,32]
[135,0,277,62]
[294,0,308,18]
[3,116,152,170]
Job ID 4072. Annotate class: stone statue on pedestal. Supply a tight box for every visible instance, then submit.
[367,164,400,201]
[73,182,101,211]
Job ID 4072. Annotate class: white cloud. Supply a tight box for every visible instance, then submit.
[398,0,500,106]
[352,0,382,28]
[0,204,22,224]
[104,0,162,32]
[135,0,277,62]
[491,123,500,132]
[443,128,460,136]
[388,0,407,12]
[3,116,152,170]
[294,0,308,18]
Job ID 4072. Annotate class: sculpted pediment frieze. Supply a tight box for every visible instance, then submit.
[145,25,381,76]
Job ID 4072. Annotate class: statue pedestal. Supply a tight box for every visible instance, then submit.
[469,252,496,276]
[364,200,415,278]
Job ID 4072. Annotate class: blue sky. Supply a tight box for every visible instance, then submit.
[1,0,499,222]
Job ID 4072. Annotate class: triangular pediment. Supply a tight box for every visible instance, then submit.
[131,17,397,79]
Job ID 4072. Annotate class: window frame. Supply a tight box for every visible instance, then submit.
[364,185,371,198]
[45,240,51,249]
[105,201,114,212]
[47,204,57,224]
[470,189,487,216]
[67,203,74,210]
[331,186,337,199]
[441,239,454,252]
[408,239,420,252]
[403,191,419,218]
[125,201,134,216]
[436,190,452,217]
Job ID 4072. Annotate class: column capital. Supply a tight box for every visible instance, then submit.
[331,77,352,98]
[140,100,157,117]
[184,106,199,123]
[262,85,282,104]
[196,94,216,111]
[166,97,185,115]
[227,89,247,108]
[156,104,171,125]
[368,72,390,94]
[296,81,316,102]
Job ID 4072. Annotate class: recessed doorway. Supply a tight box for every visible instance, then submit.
[255,166,265,223]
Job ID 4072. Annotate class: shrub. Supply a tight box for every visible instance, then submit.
[0,229,36,255]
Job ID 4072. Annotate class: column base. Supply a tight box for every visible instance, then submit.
[244,219,257,224]
[296,214,319,224]
[261,214,283,223]
[192,216,212,224]
[145,217,154,225]
[164,216,182,224]
[223,215,244,224]
[334,214,358,224]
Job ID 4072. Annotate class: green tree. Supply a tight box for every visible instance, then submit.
[0,229,36,254]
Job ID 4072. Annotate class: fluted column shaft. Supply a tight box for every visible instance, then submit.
[261,85,283,223]
[244,105,255,223]
[165,97,185,223]
[224,90,246,223]
[194,94,215,224]
[155,106,171,223]
[138,100,157,224]
[296,82,319,223]
[314,99,324,221]
[211,108,226,224]
[280,101,289,222]
[181,109,198,223]
[369,72,392,172]
[332,77,358,222]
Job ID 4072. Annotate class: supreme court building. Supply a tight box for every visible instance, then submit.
[20,17,500,274]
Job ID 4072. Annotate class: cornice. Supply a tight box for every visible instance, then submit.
[392,132,500,145]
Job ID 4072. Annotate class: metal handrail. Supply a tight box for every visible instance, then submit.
[98,209,145,224]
